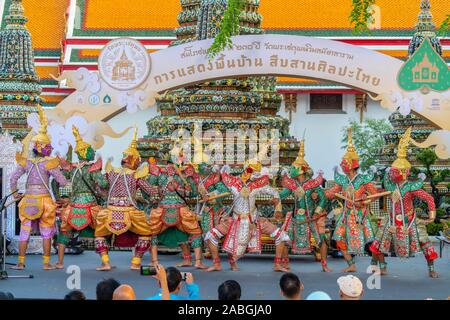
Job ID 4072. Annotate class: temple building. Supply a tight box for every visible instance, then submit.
[0,0,42,139]
[0,0,448,177]
[377,0,449,175]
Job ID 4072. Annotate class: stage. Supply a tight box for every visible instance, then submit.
[1,247,449,300]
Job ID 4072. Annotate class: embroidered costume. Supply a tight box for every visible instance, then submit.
[369,127,439,277]
[205,152,290,272]
[147,160,207,269]
[326,128,378,271]
[55,125,108,268]
[279,139,330,271]
[10,106,68,269]
[94,128,157,270]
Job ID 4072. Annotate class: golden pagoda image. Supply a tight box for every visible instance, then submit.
[112,50,136,81]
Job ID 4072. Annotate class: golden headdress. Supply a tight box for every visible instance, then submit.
[392,127,412,174]
[192,135,210,165]
[342,127,359,168]
[123,127,140,159]
[31,105,51,145]
[72,125,91,153]
[293,139,309,169]
[244,141,271,173]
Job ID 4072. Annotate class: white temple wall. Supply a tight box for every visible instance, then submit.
[279,94,392,179]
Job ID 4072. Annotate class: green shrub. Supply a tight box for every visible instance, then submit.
[426,222,444,236]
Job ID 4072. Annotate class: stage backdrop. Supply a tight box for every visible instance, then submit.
[45,35,449,159]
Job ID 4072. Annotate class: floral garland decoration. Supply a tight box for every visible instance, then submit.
[207,0,245,59]
[349,0,376,35]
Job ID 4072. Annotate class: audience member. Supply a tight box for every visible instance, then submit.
[64,290,86,300]
[146,266,199,300]
[113,284,136,300]
[96,278,120,300]
[306,291,332,300]
[218,280,241,300]
[337,275,363,300]
[0,291,14,300]
[279,273,303,300]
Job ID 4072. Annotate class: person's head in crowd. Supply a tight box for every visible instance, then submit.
[218,280,241,300]
[96,278,121,300]
[306,291,332,300]
[279,273,304,300]
[337,275,363,300]
[166,266,184,294]
[0,292,14,300]
[113,284,136,300]
[64,290,86,300]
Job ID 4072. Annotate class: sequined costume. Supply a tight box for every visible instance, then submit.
[94,128,157,270]
[147,163,203,249]
[369,127,438,277]
[280,173,325,254]
[10,105,68,268]
[326,128,377,269]
[205,162,289,270]
[188,161,229,239]
[57,126,108,247]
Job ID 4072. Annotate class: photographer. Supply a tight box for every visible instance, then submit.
[146,266,200,300]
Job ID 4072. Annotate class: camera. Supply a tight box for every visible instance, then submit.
[140,265,157,276]
[180,272,188,281]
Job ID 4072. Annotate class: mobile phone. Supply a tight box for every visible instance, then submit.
[140,265,157,276]
[180,272,188,281]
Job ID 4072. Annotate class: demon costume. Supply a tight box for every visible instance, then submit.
[205,155,289,272]
[326,128,378,272]
[370,127,439,277]
[279,139,330,271]
[94,128,157,271]
[55,125,108,268]
[147,161,207,269]
[10,106,68,270]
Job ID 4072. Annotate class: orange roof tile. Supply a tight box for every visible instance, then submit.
[36,66,60,80]
[259,0,449,30]
[23,0,69,51]
[83,0,181,30]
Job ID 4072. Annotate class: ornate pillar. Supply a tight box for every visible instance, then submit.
[283,93,297,123]
[355,93,368,123]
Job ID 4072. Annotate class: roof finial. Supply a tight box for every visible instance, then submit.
[5,0,28,29]
[416,0,435,32]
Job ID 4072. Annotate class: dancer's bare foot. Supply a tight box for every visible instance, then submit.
[206,264,222,272]
[55,263,64,269]
[130,263,141,270]
[429,271,439,278]
[96,263,112,271]
[176,259,192,267]
[43,263,57,270]
[230,262,239,271]
[322,265,333,272]
[10,263,25,270]
[194,260,208,270]
[341,264,356,273]
[273,265,289,272]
